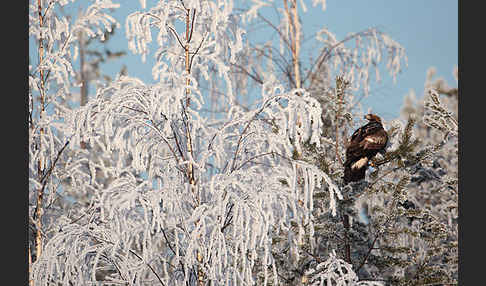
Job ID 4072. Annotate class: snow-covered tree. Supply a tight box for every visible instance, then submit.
[28,0,457,285]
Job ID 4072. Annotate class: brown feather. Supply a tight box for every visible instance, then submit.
[343,114,388,184]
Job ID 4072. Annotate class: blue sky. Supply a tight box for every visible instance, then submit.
[318,1,458,120]
[40,0,458,121]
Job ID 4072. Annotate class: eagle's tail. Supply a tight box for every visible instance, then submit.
[343,164,352,184]
[343,161,366,184]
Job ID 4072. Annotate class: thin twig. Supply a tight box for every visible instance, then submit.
[167,25,186,50]
[129,250,166,285]
[230,63,263,85]
[189,33,207,72]
[43,33,72,84]
[256,12,292,51]
[187,9,196,43]
[38,141,70,184]
[122,105,149,115]
[32,139,69,264]
[342,213,352,265]
[43,0,56,19]
[356,227,381,273]
[229,99,272,172]
[161,228,177,255]
[220,202,234,233]
[100,253,127,283]
[302,247,322,264]
[171,122,186,161]
[303,29,376,86]
[33,140,70,221]
[235,152,275,171]
[364,167,397,191]
[356,201,396,273]
[178,0,187,10]
[136,119,186,176]
[94,237,166,286]
[250,44,292,84]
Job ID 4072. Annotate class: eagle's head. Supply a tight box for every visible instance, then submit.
[365,113,382,123]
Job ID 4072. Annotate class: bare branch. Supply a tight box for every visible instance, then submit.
[235,151,276,171]
[171,121,186,160]
[188,9,196,43]
[256,12,292,51]
[303,28,377,86]
[94,237,166,286]
[161,227,177,255]
[133,119,186,177]
[179,0,187,10]
[220,202,234,233]
[189,33,207,72]
[167,25,186,50]
[230,63,263,85]
[229,99,274,172]
[250,43,294,86]
[34,140,71,221]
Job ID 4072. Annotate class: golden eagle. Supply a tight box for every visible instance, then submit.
[343,113,388,184]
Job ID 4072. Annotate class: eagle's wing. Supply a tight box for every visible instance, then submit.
[359,129,388,150]
[349,124,365,142]
[346,122,385,153]
[345,126,366,164]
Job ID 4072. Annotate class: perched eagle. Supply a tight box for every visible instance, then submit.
[343,113,388,184]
